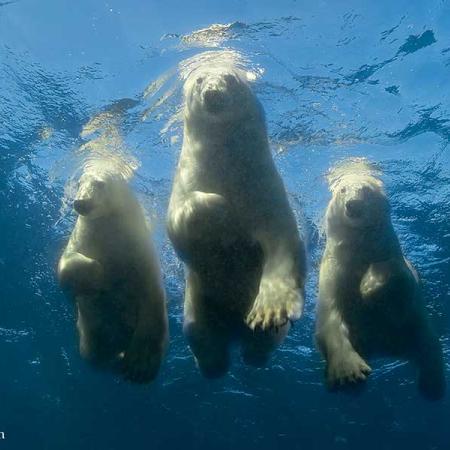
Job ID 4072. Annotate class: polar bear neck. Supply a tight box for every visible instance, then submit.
[327,217,402,264]
[183,109,271,160]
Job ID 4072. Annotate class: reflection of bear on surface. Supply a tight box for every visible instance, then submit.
[316,165,445,399]
[58,169,168,383]
[167,65,306,378]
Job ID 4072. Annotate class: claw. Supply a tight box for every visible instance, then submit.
[249,317,258,330]
[262,312,272,330]
[274,308,282,324]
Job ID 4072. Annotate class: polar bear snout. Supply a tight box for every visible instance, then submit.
[203,89,227,113]
[74,198,94,216]
[185,69,248,121]
[345,199,364,219]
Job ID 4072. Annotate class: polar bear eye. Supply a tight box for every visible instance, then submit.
[94,180,106,189]
[340,187,346,194]
[196,77,203,85]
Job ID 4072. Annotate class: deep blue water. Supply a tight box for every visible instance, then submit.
[1,1,450,449]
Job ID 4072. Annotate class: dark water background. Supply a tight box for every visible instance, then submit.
[1,1,450,449]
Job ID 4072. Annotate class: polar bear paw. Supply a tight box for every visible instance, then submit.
[59,252,104,293]
[326,351,371,389]
[172,191,232,241]
[246,277,302,330]
[121,336,163,384]
[360,263,389,299]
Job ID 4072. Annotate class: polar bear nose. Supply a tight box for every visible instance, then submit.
[74,199,94,216]
[345,199,364,218]
[203,89,226,113]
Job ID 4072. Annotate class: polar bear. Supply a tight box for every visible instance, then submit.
[316,163,445,400]
[167,64,306,377]
[58,168,168,383]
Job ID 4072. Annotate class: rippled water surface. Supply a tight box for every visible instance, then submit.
[1,1,450,449]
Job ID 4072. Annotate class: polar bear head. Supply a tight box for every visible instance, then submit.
[184,66,257,124]
[327,173,389,230]
[73,171,129,220]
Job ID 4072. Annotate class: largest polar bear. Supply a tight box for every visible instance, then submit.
[58,168,168,383]
[316,162,445,400]
[167,64,306,377]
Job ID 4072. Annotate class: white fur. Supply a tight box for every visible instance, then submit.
[316,170,445,399]
[167,65,306,376]
[58,170,168,383]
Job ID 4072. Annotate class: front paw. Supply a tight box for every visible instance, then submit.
[58,253,104,292]
[326,351,371,389]
[360,265,387,299]
[170,192,231,241]
[121,336,164,384]
[246,277,303,330]
[186,192,230,239]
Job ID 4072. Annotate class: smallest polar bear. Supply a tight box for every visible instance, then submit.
[58,168,168,383]
[316,161,445,400]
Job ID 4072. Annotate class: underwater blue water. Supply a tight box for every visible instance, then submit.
[1,0,450,449]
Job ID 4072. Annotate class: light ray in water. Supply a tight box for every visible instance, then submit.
[178,49,263,83]
[326,157,383,193]
[140,49,263,139]
[57,108,139,224]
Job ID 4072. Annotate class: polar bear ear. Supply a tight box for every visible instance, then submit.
[325,170,344,194]
[326,162,349,193]
[92,179,106,190]
[369,177,384,190]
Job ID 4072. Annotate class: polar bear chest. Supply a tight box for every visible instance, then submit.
[75,217,145,285]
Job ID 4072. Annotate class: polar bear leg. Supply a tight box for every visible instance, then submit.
[241,322,289,367]
[77,313,119,365]
[76,301,129,367]
[316,309,371,389]
[122,334,166,384]
[415,326,446,400]
[317,257,371,388]
[183,271,231,378]
[246,234,304,331]
[184,319,231,378]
